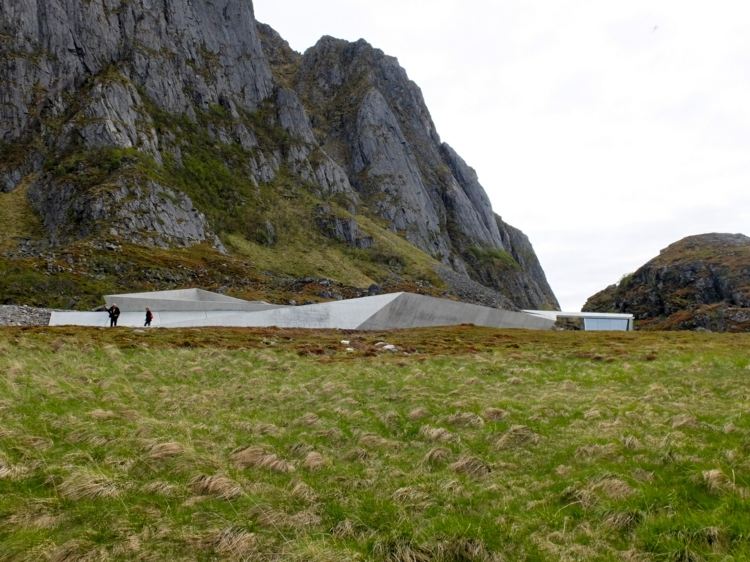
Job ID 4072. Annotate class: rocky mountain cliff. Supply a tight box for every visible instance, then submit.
[0,0,558,310]
[584,233,750,331]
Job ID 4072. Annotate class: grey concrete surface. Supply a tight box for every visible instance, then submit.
[50,291,555,330]
[104,288,285,312]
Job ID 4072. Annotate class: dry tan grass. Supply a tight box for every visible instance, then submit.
[372,539,433,562]
[298,412,321,426]
[575,443,618,460]
[603,510,641,531]
[331,518,359,539]
[446,412,485,427]
[189,474,243,500]
[621,435,642,450]
[303,451,327,471]
[496,425,540,449]
[434,538,498,562]
[449,456,491,478]
[316,427,344,442]
[254,422,282,435]
[232,446,296,473]
[58,470,120,501]
[702,469,732,494]
[671,414,698,429]
[422,447,450,466]
[408,407,429,420]
[392,486,431,508]
[291,480,318,503]
[584,408,601,420]
[5,506,62,530]
[253,506,322,530]
[483,408,508,421]
[344,448,369,461]
[358,433,394,449]
[88,409,117,420]
[592,477,634,500]
[419,426,456,443]
[197,527,257,559]
[141,480,180,497]
[146,441,185,460]
[0,456,29,481]
[48,539,96,562]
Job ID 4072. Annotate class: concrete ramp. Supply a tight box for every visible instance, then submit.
[103,288,284,313]
[359,293,554,330]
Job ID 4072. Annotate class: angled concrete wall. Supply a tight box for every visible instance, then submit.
[359,293,554,330]
[50,290,555,331]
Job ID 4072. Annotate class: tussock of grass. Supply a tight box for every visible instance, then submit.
[495,425,540,449]
[446,411,485,427]
[419,425,456,443]
[231,446,296,473]
[189,474,243,500]
[302,451,326,471]
[146,441,185,460]
[58,469,120,500]
[450,455,492,478]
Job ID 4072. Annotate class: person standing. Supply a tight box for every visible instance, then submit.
[108,303,120,327]
[144,307,153,327]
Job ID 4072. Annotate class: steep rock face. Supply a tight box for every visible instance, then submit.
[0,0,274,142]
[584,233,750,331]
[0,0,559,310]
[291,35,558,308]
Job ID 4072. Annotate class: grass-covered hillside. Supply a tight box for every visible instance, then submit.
[1,326,749,560]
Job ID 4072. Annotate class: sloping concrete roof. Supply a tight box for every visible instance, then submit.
[50,290,555,330]
[104,288,284,312]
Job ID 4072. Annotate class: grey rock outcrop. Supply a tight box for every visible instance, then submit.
[584,233,750,331]
[315,204,373,249]
[27,176,222,250]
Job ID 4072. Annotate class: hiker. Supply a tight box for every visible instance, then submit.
[108,303,120,327]
[144,307,153,327]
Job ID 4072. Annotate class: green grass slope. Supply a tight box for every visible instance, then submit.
[1,327,749,560]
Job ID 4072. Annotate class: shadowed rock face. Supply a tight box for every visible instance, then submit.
[584,233,750,331]
[0,0,559,310]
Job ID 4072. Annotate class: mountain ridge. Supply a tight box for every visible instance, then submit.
[0,0,558,311]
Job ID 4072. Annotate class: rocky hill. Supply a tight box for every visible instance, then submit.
[0,0,558,310]
[584,233,750,331]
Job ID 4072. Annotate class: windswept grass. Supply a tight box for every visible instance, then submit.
[0,327,748,560]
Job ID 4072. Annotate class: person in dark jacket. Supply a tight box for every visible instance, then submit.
[108,303,120,327]
[144,307,153,327]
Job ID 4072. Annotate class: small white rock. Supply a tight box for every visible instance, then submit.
[345,347,355,353]
[382,344,398,352]
[340,340,350,345]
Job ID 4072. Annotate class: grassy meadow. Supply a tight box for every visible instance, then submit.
[0,326,748,561]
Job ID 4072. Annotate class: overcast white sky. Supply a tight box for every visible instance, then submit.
[254,1,750,311]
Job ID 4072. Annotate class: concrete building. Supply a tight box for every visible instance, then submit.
[49,289,555,330]
[523,310,635,331]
